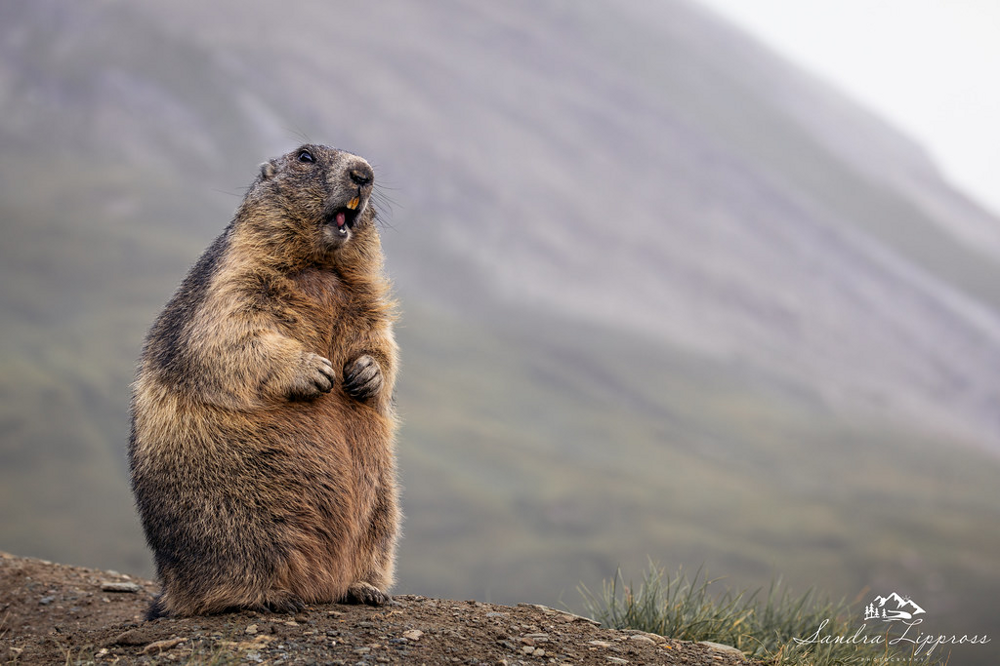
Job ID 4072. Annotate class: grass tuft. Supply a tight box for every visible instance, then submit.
[580,561,948,665]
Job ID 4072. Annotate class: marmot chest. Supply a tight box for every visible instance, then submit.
[283,268,381,362]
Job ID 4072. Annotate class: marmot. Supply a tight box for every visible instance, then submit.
[128,144,400,618]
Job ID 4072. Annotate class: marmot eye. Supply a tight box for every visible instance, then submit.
[298,150,315,163]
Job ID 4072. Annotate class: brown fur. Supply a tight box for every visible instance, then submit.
[128,144,400,617]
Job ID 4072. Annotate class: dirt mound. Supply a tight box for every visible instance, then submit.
[1,552,756,664]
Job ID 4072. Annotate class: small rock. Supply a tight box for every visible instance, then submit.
[403,629,424,641]
[283,620,299,626]
[143,637,187,655]
[354,646,372,654]
[518,603,556,615]
[520,637,535,647]
[39,596,55,605]
[699,641,744,657]
[521,645,535,654]
[589,640,613,648]
[556,611,601,626]
[485,611,508,618]
[628,634,656,645]
[245,624,259,635]
[606,658,630,664]
[101,581,142,593]
[534,648,546,657]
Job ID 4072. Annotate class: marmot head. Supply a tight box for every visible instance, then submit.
[240,144,379,265]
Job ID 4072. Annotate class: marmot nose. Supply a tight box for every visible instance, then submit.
[349,164,374,188]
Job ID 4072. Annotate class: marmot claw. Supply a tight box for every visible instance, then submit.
[343,354,383,400]
[288,352,336,400]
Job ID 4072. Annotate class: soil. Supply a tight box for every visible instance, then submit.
[1,552,761,665]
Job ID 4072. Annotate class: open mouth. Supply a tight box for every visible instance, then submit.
[325,196,363,235]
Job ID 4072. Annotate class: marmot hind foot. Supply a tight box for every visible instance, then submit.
[343,581,392,606]
[261,590,306,614]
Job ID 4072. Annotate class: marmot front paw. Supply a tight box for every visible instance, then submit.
[287,352,336,400]
[343,354,383,401]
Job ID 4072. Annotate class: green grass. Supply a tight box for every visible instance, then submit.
[581,562,949,665]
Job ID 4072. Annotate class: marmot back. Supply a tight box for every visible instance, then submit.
[129,144,400,617]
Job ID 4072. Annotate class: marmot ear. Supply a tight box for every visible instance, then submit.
[259,161,277,180]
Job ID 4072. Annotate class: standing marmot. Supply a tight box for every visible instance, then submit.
[129,144,400,618]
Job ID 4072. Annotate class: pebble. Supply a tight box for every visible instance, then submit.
[698,641,744,656]
[403,629,424,641]
[100,581,142,593]
[39,596,55,605]
[628,634,656,645]
[245,624,259,635]
[606,658,629,664]
[558,611,602,626]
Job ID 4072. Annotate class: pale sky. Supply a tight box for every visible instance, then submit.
[696,0,1000,217]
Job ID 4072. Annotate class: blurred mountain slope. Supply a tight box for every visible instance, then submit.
[118,0,1000,446]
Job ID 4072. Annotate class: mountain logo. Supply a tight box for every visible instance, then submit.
[864,593,926,621]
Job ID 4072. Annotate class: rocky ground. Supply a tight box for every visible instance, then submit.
[1,552,760,665]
